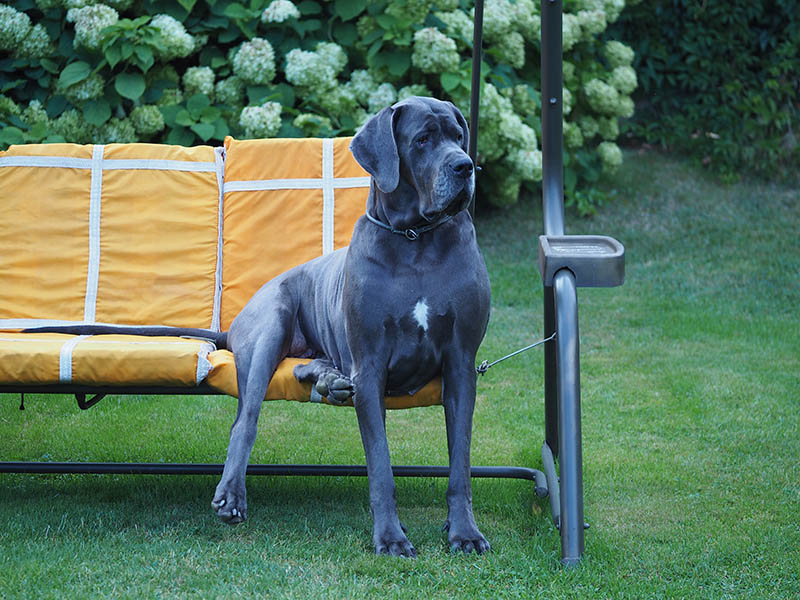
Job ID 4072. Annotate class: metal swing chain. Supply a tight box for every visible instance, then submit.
[476,331,557,375]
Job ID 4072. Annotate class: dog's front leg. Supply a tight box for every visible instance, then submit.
[441,357,490,554]
[352,370,417,558]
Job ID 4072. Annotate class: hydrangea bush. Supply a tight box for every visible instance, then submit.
[0,0,635,211]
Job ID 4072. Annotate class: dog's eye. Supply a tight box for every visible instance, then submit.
[416,135,429,147]
[457,133,463,143]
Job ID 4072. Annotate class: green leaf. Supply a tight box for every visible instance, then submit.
[296,1,321,15]
[82,99,112,126]
[187,94,211,112]
[40,59,60,74]
[224,3,252,19]
[166,126,196,147]
[114,72,146,100]
[440,72,461,93]
[177,0,198,12]
[0,126,25,147]
[333,23,358,46]
[159,105,182,128]
[133,46,154,72]
[28,122,48,140]
[58,61,91,88]
[105,43,122,68]
[175,109,194,127]
[334,0,364,21]
[212,118,230,140]
[191,122,216,142]
[200,106,222,123]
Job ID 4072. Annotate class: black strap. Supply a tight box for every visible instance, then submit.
[364,211,453,241]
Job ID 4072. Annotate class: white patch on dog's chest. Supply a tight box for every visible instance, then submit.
[412,299,429,331]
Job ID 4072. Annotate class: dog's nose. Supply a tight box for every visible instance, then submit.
[450,156,474,178]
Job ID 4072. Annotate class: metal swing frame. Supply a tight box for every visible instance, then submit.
[0,0,626,566]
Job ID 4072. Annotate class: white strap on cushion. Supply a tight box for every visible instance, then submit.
[59,335,91,383]
[321,138,335,255]
[83,144,104,324]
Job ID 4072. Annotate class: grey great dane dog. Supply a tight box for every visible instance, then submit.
[28,96,492,557]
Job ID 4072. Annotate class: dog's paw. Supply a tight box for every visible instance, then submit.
[374,523,417,558]
[211,485,247,525]
[442,519,491,554]
[315,372,354,405]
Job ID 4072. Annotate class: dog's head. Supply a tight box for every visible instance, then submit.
[351,96,474,227]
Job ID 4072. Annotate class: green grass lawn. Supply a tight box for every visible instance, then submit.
[1,151,798,598]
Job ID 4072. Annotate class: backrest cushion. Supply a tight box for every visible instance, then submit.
[219,136,369,330]
[0,143,223,329]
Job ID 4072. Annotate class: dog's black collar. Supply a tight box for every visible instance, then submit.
[364,211,453,241]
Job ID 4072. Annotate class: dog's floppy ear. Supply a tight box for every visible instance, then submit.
[350,106,400,194]
[447,101,470,153]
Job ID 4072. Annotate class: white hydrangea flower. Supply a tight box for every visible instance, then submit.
[411,27,459,74]
[239,101,282,138]
[315,42,348,76]
[0,5,32,50]
[495,173,523,206]
[51,109,93,144]
[617,96,635,118]
[387,0,431,23]
[578,115,599,140]
[479,0,514,41]
[347,70,378,101]
[503,85,539,117]
[18,23,54,58]
[397,84,431,101]
[0,95,21,117]
[434,10,474,48]
[368,82,397,114]
[151,14,196,60]
[318,83,358,117]
[597,141,623,171]
[609,65,637,95]
[67,4,119,51]
[99,117,136,144]
[562,87,573,115]
[603,0,626,23]
[576,9,607,38]
[156,88,184,107]
[564,121,584,149]
[604,40,634,68]
[293,113,333,136]
[597,116,619,140]
[584,78,621,115]
[21,100,49,128]
[60,72,105,103]
[130,105,165,136]
[215,77,245,107]
[562,13,582,51]
[435,0,459,10]
[513,0,539,42]
[285,48,336,89]
[66,0,133,9]
[261,0,300,23]
[233,38,277,85]
[495,30,525,69]
[183,66,215,99]
[563,61,577,85]
[506,147,543,182]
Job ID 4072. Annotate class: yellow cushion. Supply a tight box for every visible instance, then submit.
[0,332,213,387]
[219,136,369,330]
[205,351,443,409]
[0,142,223,330]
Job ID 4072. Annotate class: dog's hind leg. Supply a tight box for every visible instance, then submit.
[293,359,354,405]
[211,303,295,525]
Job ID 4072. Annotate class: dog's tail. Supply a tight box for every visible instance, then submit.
[23,325,228,349]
